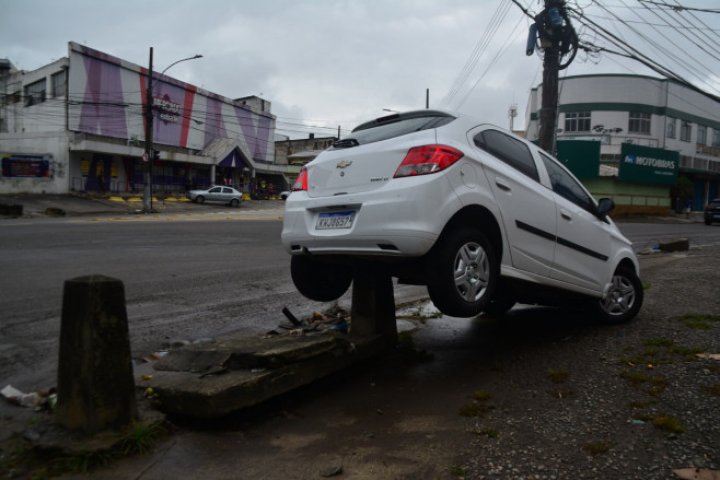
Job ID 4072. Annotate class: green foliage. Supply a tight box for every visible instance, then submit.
[679,313,720,330]
[583,441,610,455]
[547,368,570,383]
[652,414,685,433]
[118,421,166,456]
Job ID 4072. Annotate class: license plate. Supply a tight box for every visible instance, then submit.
[316,211,355,230]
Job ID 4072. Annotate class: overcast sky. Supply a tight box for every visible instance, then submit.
[2,0,719,138]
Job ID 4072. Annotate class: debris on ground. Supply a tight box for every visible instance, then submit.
[270,305,351,337]
[1,385,56,410]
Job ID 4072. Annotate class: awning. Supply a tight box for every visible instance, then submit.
[218,149,248,169]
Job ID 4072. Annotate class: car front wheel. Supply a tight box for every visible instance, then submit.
[230,198,240,207]
[595,266,643,324]
[426,228,498,318]
[290,255,353,302]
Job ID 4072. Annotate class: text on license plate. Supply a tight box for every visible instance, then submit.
[316,211,355,230]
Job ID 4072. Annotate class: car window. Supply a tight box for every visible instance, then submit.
[333,111,455,148]
[222,187,233,193]
[474,130,539,182]
[209,187,222,193]
[539,152,596,214]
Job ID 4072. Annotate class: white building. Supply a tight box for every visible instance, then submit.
[525,74,720,209]
[1,42,289,196]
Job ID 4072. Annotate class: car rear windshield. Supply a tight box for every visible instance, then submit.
[332,111,455,149]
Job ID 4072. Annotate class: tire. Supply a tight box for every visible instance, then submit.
[290,255,352,302]
[196,195,205,204]
[426,228,498,317]
[594,266,644,324]
[230,198,240,207]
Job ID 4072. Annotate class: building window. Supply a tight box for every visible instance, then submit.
[697,125,707,145]
[713,129,720,147]
[666,117,676,139]
[51,71,67,98]
[24,79,46,107]
[564,112,591,132]
[628,112,651,134]
[680,120,692,142]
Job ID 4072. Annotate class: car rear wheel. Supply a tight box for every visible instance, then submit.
[230,198,240,207]
[290,255,353,302]
[595,266,643,324]
[426,228,498,317]
[196,195,205,204]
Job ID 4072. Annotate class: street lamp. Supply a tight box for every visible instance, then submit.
[143,48,203,213]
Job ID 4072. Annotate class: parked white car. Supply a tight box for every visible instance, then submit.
[281,110,643,323]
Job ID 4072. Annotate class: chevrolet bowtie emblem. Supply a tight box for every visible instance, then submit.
[336,160,352,169]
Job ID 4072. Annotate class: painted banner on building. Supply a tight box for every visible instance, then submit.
[619,144,679,186]
[67,42,274,162]
[1,154,50,178]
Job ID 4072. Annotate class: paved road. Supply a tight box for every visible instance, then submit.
[0,207,426,392]
[1,208,719,393]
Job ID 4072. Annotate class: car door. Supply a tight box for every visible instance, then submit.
[537,152,611,292]
[207,186,223,202]
[471,128,557,278]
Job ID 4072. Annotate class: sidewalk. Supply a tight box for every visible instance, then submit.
[0,193,284,218]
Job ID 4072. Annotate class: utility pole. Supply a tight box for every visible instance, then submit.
[426,88,429,109]
[538,41,559,153]
[143,47,154,214]
[523,0,577,155]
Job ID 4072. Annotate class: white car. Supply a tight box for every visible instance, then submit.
[281,110,643,322]
[186,186,242,207]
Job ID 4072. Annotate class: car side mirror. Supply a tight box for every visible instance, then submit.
[596,197,615,219]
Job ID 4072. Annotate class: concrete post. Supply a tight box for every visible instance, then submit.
[56,275,137,434]
[350,263,397,343]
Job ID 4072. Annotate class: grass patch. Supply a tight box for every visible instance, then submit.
[628,399,657,409]
[646,376,669,396]
[583,441,610,455]
[396,331,434,364]
[645,338,674,348]
[459,389,494,418]
[621,370,650,385]
[449,465,467,477]
[679,313,720,330]
[651,414,684,433]
[470,390,491,402]
[642,281,652,290]
[547,368,570,384]
[0,420,167,478]
[703,384,720,397]
[472,427,499,438]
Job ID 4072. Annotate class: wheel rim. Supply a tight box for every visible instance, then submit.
[453,241,489,302]
[600,274,636,316]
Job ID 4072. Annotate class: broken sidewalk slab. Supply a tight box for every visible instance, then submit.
[137,332,389,418]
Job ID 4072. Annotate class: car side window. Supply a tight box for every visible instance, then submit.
[474,130,539,182]
[209,187,222,193]
[539,152,596,214]
[222,187,233,193]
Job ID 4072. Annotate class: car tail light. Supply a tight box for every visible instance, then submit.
[292,167,308,191]
[393,145,464,178]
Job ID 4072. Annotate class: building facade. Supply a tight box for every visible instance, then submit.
[1,42,289,196]
[525,74,720,210]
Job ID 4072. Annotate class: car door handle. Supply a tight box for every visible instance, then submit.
[560,210,572,221]
[495,180,511,192]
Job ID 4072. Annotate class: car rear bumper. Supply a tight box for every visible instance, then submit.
[281,176,460,256]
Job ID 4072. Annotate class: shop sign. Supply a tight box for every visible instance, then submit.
[154,94,181,123]
[1,154,50,178]
[619,144,678,186]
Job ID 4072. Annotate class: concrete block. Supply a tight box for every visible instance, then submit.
[56,275,137,434]
[658,238,689,252]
